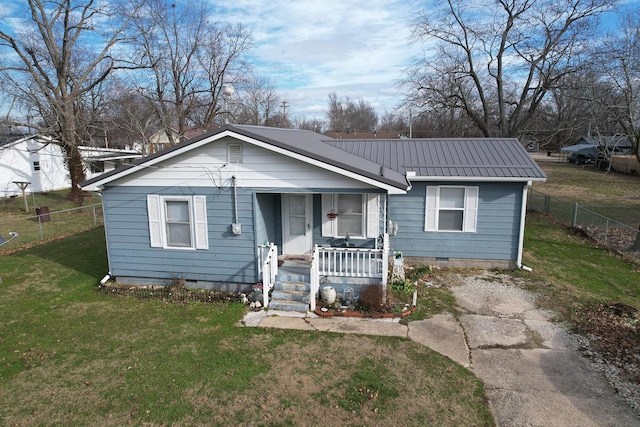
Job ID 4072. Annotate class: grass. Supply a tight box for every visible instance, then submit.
[518,213,640,320]
[3,154,639,425]
[0,189,103,254]
[520,155,640,320]
[0,227,493,426]
[531,154,640,206]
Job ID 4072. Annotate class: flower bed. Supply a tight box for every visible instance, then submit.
[314,306,416,319]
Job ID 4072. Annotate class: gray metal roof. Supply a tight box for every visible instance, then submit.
[81,126,546,190]
[324,138,546,181]
[80,124,410,191]
[227,125,409,189]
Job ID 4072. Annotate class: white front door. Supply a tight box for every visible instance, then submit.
[282,194,312,255]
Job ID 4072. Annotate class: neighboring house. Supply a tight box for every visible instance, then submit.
[1,134,141,198]
[80,146,142,179]
[135,126,215,155]
[80,125,546,311]
[0,134,68,198]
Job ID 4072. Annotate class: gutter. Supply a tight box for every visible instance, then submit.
[517,181,533,271]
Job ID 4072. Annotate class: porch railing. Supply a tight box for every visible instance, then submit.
[310,250,319,312]
[310,234,390,309]
[257,243,278,308]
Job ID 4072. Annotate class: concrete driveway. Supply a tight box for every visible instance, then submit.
[243,271,640,426]
[409,271,639,427]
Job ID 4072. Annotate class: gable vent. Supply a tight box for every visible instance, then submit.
[227,143,243,163]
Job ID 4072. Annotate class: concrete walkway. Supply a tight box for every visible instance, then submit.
[240,273,640,426]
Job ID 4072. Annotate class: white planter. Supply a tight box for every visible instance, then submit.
[320,286,336,304]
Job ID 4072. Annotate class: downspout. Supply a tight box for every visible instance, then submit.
[232,175,238,223]
[517,181,533,271]
[96,191,114,284]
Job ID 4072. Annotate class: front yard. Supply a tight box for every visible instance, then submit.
[0,228,492,426]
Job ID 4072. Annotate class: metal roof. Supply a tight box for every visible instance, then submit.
[324,138,546,181]
[80,124,410,192]
[81,127,546,190]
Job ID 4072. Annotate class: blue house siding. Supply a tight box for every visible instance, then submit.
[102,185,257,287]
[388,181,523,263]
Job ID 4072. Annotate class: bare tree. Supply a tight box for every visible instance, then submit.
[326,93,378,132]
[127,0,251,142]
[106,85,159,154]
[404,0,615,138]
[234,75,282,126]
[0,0,138,202]
[592,9,640,163]
[196,24,252,128]
[294,117,326,133]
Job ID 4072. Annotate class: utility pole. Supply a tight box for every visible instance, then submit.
[281,101,288,127]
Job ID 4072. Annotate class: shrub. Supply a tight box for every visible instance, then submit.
[389,279,416,295]
[358,284,384,312]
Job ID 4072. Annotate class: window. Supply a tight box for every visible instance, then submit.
[165,200,192,247]
[90,161,104,174]
[33,161,40,171]
[425,186,478,232]
[337,194,363,236]
[147,195,209,250]
[322,193,379,238]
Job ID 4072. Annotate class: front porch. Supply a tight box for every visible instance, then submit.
[257,235,390,312]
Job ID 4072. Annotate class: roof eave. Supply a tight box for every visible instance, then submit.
[407,175,547,183]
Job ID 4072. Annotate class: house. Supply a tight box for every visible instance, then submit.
[80,124,546,311]
[0,134,141,198]
[0,134,68,198]
[79,146,143,177]
[135,126,215,155]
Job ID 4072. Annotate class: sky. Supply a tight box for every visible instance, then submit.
[1,0,636,125]
[208,0,422,121]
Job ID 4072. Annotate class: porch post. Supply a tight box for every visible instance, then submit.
[381,233,389,303]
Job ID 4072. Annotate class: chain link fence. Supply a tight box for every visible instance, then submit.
[0,203,103,254]
[528,189,640,261]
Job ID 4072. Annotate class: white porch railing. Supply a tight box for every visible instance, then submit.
[310,249,320,312]
[257,243,278,308]
[310,234,390,309]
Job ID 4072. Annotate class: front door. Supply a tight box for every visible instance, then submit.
[282,194,312,255]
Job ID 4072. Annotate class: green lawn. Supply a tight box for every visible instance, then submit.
[0,228,492,426]
[0,190,104,254]
[520,213,640,320]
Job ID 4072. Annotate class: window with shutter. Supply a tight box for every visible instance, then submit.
[321,193,380,238]
[147,195,209,250]
[424,186,478,232]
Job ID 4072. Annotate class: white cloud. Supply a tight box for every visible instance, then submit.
[208,0,420,119]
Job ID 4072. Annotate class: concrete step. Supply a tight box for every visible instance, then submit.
[268,300,309,312]
[268,279,311,312]
[275,281,309,292]
[271,289,308,302]
[276,272,310,283]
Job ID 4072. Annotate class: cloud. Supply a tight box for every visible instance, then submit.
[208,0,420,119]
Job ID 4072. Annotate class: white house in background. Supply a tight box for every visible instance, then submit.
[79,146,142,179]
[130,126,215,155]
[0,134,142,198]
